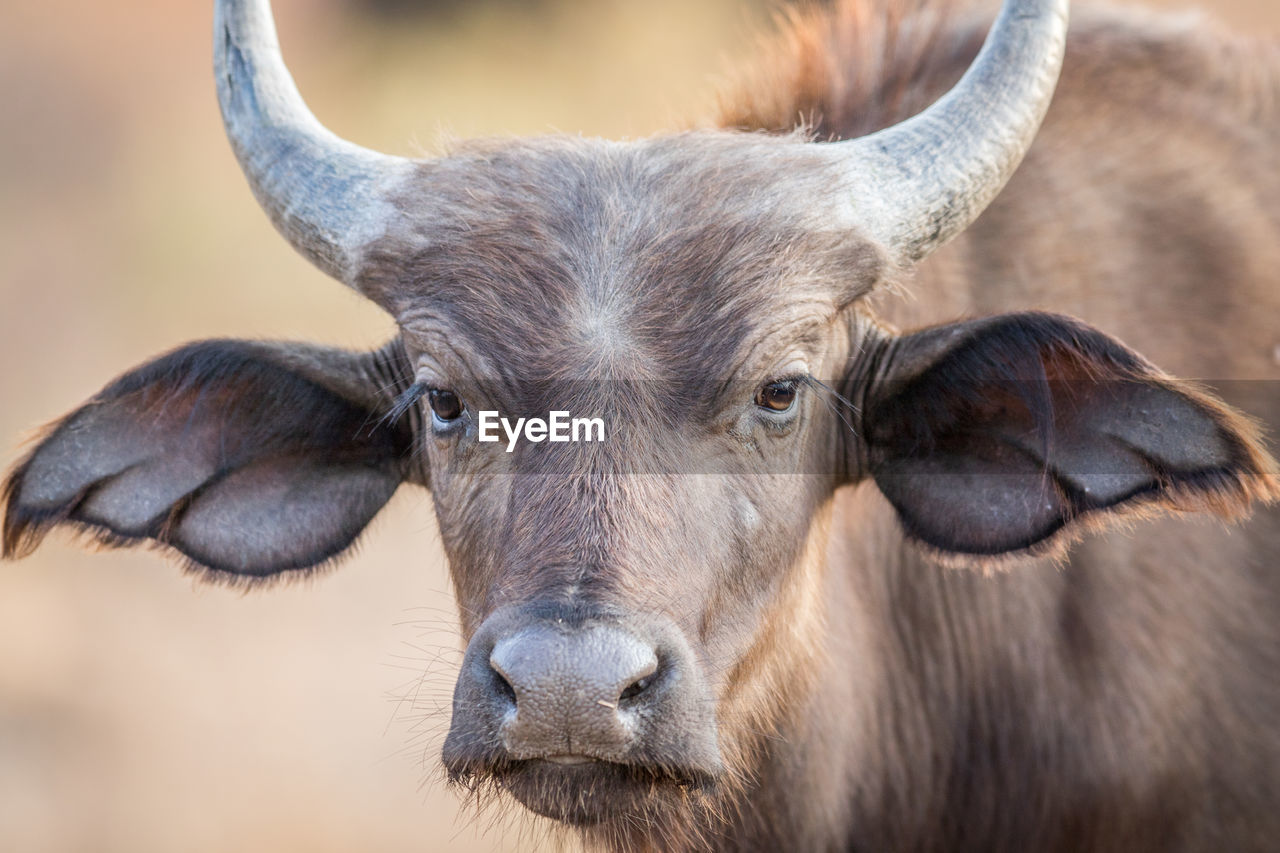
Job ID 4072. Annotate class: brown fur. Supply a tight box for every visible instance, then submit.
[708,2,1280,851]
[4,2,1279,851]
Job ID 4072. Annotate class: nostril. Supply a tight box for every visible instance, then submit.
[491,666,517,708]
[618,653,662,704]
[619,674,652,703]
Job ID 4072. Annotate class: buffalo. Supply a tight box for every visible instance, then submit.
[4,0,1279,850]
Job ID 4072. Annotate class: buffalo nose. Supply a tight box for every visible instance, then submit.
[488,624,660,760]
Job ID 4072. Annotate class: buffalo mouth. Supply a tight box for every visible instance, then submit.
[447,755,719,826]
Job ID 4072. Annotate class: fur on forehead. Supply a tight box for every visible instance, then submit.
[357,132,887,381]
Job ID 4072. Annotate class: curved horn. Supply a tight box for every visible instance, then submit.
[215,0,413,286]
[826,0,1069,265]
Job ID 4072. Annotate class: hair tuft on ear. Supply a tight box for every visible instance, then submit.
[2,338,421,583]
[861,312,1279,565]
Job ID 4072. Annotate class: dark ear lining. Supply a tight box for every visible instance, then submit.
[862,312,1279,564]
[2,338,420,586]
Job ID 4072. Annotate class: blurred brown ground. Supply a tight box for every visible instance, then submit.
[0,1,1276,851]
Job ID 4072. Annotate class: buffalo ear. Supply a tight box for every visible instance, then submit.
[860,312,1278,560]
[3,339,421,581]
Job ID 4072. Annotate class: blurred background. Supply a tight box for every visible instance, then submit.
[0,1,1275,851]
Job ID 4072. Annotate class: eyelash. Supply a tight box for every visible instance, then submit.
[775,372,811,389]
[384,380,429,425]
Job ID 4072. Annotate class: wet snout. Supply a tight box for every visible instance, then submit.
[490,623,658,759]
[443,605,722,786]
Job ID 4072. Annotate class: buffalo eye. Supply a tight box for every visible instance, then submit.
[755,380,797,413]
[428,388,464,423]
